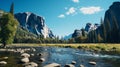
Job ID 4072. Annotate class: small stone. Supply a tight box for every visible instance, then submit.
[21,53,30,58]
[24,62,38,67]
[21,58,29,63]
[31,48,36,52]
[89,61,96,65]
[0,61,7,65]
[71,61,76,65]
[2,57,8,60]
[31,54,34,56]
[39,58,45,62]
[64,64,75,67]
[80,64,84,67]
[44,63,61,67]
[20,50,25,54]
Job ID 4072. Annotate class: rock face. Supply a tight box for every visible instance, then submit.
[15,12,54,38]
[85,23,99,32]
[72,23,99,38]
[104,2,120,30]
[72,29,82,38]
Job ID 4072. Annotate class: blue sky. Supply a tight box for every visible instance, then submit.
[0,0,119,37]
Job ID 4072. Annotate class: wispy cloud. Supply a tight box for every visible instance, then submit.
[72,0,79,3]
[66,7,77,15]
[58,14,65,18]
[80,6,102,15]
[58,6,102,18]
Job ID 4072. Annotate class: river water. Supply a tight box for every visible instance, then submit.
[0,46,120,67]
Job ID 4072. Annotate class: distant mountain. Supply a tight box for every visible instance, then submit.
[64,34,72,40]
[85,23,99,32]
[72,29,83,38]
[71,23,99,38]
[15,12,54,38]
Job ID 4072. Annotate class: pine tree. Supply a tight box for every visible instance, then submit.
[105,18,111,42]
[10,2,14,15]
[97,33,103,43]
[112,16,119,43]
[94,31,98,43]
[0,13,18,47]
[81,28,86,37]
[101,18,106,43]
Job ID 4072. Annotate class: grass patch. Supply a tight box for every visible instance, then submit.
[7,43,120,55]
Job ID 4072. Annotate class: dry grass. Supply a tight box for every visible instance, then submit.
[10,43,120,55]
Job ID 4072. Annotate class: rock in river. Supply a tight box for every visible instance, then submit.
[39,58,45,62]
[80,64,84,67]
[0,61,7,65]
[71,61,76,65]
[44,63,61,67]
[21,53,30,58]
[64,64,75,67]
[24,62,38,67]
[89,61,96,65]
[21,58,29,63]
[2,57,8,60]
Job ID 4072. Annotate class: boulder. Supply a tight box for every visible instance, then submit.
[21,58,29,63]
[21,53,30,58]
[44,63,61,67]
[64,64,75,67]
[0,61,7,65]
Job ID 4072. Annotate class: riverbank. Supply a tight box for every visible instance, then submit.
[10,43,120,55]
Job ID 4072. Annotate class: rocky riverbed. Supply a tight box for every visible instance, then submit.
[0,46,120,67]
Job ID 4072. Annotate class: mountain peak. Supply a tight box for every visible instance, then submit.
[15,12,54,38]
[85,23,99,32]
[110,2,120,9]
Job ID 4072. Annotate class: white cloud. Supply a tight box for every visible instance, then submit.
[58,14,65,18]
[72,0,79,3]
[66,7,76,15]
[80,6,102,14]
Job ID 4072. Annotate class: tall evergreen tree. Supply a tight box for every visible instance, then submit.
[97,33,103,43]
[111,16,119,43]
[10,2,14,15]
[81,28,86,37]
[94,31,98,43]
[105,19,111,42]
[0,13,18,47]
[101,18,106,43]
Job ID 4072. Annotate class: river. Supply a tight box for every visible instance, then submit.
[0,46,120,67]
